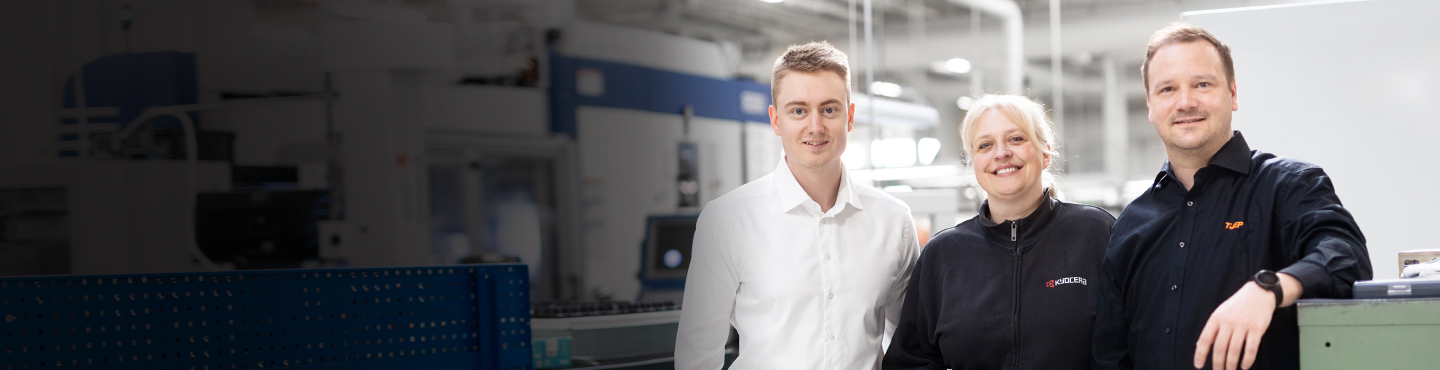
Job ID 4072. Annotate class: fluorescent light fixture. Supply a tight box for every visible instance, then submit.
[759,0,785,3]
[957,96,975,110]
[917,137,941,166]
[842,141,868,170]
[1122,180,1152,202]
[871,138,917,168]
[883,185,914,193]
[870,81,903,98]
[330,2,427,24]
[867,165,961,181]
[944,58,972,74]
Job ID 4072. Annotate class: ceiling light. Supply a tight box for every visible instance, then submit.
[944,58,972,74]
[842,141,868,170]
[956,96,975,110]
[917,137,941,166]
[870,81,902,98]
[759,0,785,3]
[871,138,917,168]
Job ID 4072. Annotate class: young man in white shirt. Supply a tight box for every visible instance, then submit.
[674,41,921,370]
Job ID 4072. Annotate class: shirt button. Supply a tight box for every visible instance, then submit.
[1179,242,1185,248]
[1165,328,1172,334]
[1186,201,1194,206]
[1171,285,1178,291]
[828,293,834,299]
[824,254,831,261]
[828,334,835,340]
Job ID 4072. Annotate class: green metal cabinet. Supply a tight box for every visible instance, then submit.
[1297,298,1440,370]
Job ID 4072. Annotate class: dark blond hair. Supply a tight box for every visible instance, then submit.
[1142,22,1234,92]
[771,41,851,104]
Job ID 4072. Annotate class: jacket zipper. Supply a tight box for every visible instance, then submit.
[1010,221,1021,369]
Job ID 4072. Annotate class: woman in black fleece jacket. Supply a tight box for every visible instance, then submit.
[884,95,1115,370]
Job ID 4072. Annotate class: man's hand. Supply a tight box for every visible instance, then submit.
[1193,273,1302,370]
[1193,282,1273,370]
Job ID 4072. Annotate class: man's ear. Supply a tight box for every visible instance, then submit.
[770,104,781,136]
[1229,79,1239,111]
[1145,93,1157,125]
[846,102,856,132]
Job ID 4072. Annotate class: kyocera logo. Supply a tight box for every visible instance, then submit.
[1046,277,1087,288]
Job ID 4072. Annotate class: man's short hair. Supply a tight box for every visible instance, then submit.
[772,41,851,105]
[1142,22,1235,92]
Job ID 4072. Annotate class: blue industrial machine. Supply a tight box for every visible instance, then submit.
[0,265,532,370]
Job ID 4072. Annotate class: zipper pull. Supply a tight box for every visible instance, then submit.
[1010,221,1017,242]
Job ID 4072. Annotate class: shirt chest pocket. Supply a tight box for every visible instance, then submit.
[1209,216,1263,272]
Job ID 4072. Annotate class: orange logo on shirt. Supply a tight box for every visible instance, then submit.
[1225,221,1244,230]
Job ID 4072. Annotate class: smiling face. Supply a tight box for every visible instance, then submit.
[1146,40,1239,155]
[969,110,1050,203]
[770,70,854,172]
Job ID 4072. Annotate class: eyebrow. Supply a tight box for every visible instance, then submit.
[784,98,844,107]
[973,128,1023,141]
[1153,73,1220,88]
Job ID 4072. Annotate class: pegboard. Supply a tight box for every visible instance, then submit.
[0,265,531,370]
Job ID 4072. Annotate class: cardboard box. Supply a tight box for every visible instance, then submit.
[1399,249,1440,278]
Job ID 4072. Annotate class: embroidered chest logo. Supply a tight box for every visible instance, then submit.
[1047,277,1087,288]
[1225,221,1245,230]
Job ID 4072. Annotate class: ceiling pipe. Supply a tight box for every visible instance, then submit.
[947,0,1023,94]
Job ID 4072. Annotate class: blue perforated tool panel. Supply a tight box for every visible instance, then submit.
[1,265,531,370]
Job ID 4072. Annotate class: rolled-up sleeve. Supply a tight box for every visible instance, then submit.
[675,208,739,370]
[1274,167,1373,298]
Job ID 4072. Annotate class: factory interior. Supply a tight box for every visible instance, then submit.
[0,0,1436,369]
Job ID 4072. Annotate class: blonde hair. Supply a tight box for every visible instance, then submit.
[959,94,1060,196]
[771,41,851,105]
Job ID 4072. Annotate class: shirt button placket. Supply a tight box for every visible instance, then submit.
[818,218,833,353]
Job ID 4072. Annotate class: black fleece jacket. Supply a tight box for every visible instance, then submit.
[883,192,1115,370]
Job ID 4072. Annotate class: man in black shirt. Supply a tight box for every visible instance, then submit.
[1092,23,1373,370]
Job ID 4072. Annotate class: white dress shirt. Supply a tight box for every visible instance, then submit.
[675,159,920,370]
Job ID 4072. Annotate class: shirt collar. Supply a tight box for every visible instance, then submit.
[774,157,863,214]
[1154,130,1253,187]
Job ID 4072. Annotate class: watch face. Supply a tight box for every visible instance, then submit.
[1256,271,1279,285]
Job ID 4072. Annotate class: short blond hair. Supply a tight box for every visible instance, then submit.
[960,94,1059,194]
[771,41,851,104]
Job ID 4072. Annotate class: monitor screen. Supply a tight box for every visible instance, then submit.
[644,216,698,280]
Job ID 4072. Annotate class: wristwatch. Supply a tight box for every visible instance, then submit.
[1252,270,1284,308]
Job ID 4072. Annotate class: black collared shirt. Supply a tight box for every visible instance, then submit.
[1092,131,1373,370]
